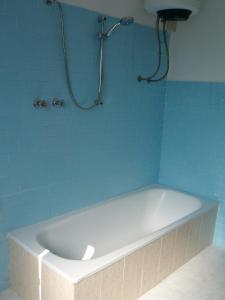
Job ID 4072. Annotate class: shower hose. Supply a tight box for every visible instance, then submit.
[57,2,104,111]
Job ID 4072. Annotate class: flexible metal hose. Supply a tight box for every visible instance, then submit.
[57,2,103,110]
[149,20,170,82]
[146,16,162,82]
[138,18,170,83]
[138,16,161,82]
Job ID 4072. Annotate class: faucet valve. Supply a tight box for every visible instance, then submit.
[52,98,65,107]
[33,98,48,108]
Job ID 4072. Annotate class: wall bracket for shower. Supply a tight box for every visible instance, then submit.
[98,16,134,40]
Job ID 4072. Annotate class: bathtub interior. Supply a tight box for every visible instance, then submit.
[37,187,202,260]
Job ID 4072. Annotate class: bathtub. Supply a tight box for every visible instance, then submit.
[8,185,218,300]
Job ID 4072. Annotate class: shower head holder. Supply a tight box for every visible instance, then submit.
[99,16,134,39]
[46,0,56,5]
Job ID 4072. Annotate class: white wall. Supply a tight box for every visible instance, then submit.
[61,0,156,27]
[168,0,225,82]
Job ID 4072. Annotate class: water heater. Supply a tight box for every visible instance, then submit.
[144,0,200,21]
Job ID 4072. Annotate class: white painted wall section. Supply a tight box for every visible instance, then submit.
[168,0,225,82]
[61,0,156,27]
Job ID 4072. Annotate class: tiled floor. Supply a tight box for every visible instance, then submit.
[0,246,225,300]
[139,246,225,300]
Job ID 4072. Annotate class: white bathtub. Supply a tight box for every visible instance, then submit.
[8,185,216,284]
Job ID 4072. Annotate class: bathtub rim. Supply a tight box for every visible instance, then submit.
[7,183,214,237]
[7,184,218,284]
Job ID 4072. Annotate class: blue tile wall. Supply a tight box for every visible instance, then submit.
[0,0,166,290]
[159,81,225,249]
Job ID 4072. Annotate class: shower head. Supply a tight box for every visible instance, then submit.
[105,16,134,38]
[120,16,134,26]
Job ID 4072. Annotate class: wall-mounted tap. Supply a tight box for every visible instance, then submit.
[52,98,65,107]
[33,98,48,108]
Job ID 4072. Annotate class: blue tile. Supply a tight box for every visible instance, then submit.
[160,81,225,248]
[0,0,165,291]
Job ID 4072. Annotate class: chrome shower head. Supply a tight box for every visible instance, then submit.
[105,16,134,38]
[120,16,134,26]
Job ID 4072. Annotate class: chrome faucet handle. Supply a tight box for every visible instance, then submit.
[33,98,48,108]
[52,98,65,107]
